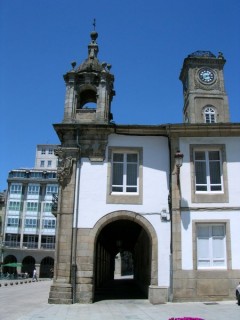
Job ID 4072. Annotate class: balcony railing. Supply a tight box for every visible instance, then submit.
[4,241,55,250]
[41,243,55,249]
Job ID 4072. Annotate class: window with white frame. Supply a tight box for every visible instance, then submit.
[10,184,22,194]
[42,235,55,249]
[31,172,43,178]
[42,219,56,229]
[47,160,52,167]
[112,152,138,193]
[40,160,45,167]
[197,224,226,268]
[204,106,216,123]
[107,147,143,204]
[26,202,38,211]
[48,149,53,154]
[41,148,46,154]
[194,150,222,192]
[8,201,21,211]
[46,185,58,195]
[7,217,19,227]
[28,184,40,195]
[43,202,52,212]
[25,218,37,228]
[190,144,228,203]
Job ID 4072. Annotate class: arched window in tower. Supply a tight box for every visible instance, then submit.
[77,87,97,110]
[203,106,217,123]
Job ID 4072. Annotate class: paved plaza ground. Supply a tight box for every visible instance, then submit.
[0,279,239,320]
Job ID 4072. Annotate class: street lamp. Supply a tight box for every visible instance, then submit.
[174,150,184,185]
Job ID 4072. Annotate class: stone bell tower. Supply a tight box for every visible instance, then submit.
[179,51,230,124]
[63,30,115,124]
[49,28,115,304]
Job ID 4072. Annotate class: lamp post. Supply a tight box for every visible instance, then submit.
[174,150,184,186]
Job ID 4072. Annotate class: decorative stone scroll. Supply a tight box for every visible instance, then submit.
[54,147,78,187]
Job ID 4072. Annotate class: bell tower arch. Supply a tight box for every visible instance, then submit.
[63,30,115,124]
[179,51,230,124]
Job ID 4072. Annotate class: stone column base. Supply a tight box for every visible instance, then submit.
[48,283,73,304]
[148,285,168,304]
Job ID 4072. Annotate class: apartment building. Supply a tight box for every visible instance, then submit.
[3,144,58,277]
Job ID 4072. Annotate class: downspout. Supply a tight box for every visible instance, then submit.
[166,125,173,302]
[71,128,81,303]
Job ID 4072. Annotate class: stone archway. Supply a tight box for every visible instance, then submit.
[40,256,54,278]
[90,211,158,302]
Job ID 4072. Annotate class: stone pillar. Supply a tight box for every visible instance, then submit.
[169,137,183,301]
[96,77,108,123]
[63,71,77,123]
[48,146,80,304]
[149,286,168,304]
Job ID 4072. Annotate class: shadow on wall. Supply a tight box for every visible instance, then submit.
[181,197,190,230]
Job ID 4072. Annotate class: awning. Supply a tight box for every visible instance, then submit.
[3,262,22,268]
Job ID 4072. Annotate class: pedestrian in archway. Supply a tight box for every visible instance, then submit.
[32,268,38,282]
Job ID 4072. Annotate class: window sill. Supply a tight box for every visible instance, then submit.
[106,193,142,205]
[193,192,228,203]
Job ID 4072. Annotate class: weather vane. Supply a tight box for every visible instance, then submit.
[93,18,96,31]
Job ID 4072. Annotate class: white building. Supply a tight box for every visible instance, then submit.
[48,31,240,304]
[3,144,58,277]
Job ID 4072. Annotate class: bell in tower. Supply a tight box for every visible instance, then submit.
[62,29,115,124]
[179,51,230,124]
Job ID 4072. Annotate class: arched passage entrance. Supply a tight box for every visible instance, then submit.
[91,211,158,302]
[40,257,54,278]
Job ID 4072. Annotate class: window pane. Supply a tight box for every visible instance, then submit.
[210,114,216,123]
[209,151,220,161]
[113,154,123,162]
[126,187,137,192]
[127,154,137,162]
[198,260,210,267]
[212,225,224,237]
[195,162,206,184]
[112,163,123,185]
[112,186,123,192]
[127,163,137,185]
[212,238,224,259]
[196,186,207,191]
[209,162,221,184]
[198,238,209,259]
[195,151,205,160]
[205,114,210,123]
[198,226,209,237]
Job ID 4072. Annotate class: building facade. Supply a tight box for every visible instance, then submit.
[48,31,240,304]
[2,144,58,277]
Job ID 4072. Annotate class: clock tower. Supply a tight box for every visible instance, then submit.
[179,51,230,124]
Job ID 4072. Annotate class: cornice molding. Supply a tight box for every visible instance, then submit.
[53,122,240,140]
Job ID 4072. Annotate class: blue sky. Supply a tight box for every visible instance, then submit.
[1,0,240,190]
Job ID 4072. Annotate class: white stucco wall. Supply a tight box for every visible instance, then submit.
[76,134,169,226]
[180,136,240,271]
[75,134,171,286]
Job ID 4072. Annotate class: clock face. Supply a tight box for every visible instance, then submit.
[199,68,215,83]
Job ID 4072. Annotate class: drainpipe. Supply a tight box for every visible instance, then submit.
[167,126,173,302]
[71,129,81,303]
